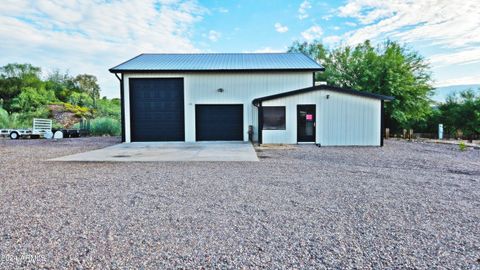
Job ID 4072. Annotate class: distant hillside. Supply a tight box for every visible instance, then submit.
[433,84,480,103]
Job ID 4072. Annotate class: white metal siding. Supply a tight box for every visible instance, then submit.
[123,72,312,142]
[263,90,381,145]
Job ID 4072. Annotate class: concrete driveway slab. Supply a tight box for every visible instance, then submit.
[50,141,259,162]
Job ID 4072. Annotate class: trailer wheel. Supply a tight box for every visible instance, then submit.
[9,132,19,140]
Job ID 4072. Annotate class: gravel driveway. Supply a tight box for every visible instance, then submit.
[0,137,479,268]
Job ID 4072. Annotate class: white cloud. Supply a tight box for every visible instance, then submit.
[298,0,311,20]
[274,23,288,33]
[434,76,480,88]
[429,47,480,67]
[334,0,480,80]
[338,1,394,25]
[0,0,206,98]
[345,21,357,27]
[337,0,480,49]
[338,1,362,17]
[208,30,221,42]
[301,25,323,41]
[323,35,341,46]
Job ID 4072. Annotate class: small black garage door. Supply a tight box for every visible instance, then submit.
[196,105,243,141]
[129,78,184,141]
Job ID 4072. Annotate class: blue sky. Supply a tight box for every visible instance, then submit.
[0,0,479,98]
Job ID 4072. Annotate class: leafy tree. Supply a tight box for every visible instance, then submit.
[74,74,100,105]
[45,70,78,102]
[10,86,57,113]
[288,41,329,82]
[1,63,41,79]
[69,92,94,108]
[96,97,121,120]
[437,89,480,139]
[0,62,121,130]
[288,40,434,131]
[0,63,43,111]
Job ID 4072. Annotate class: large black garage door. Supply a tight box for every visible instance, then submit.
[196,105,243,141]
[129,78,184,141]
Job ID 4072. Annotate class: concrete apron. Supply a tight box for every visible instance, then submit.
[50,141,259,162]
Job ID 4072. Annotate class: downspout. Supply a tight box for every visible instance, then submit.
[253,100,263,145]
[114,73,126,143]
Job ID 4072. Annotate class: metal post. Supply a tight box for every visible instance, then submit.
[438,124,443,140]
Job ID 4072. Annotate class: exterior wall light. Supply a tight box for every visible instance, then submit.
[326,94,330,99]
[217,88,224,93]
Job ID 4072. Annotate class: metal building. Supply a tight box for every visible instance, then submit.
[110,53,393,146]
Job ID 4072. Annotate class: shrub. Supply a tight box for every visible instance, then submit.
[0,107,9,128]
[10,86,57,113]
[458,142,467,151]
[68,92,93,107]
[64,103,92,118]
[1,107,50,129]
[21,107,50,126]
[95,97,120,119]
[89,117,120,136]
[7,113,22,128]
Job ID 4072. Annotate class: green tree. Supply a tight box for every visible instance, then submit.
[288,41,329,82]
[45,70,78,102]
[1,63,41,80]
[10,86,57,113]
[0,62,121,130]
[96,97,121,120]
[288,40,434,131]
[68,92,94,108]
[74,74,100,105]
[437,89,480,140]
[0,63,43,111]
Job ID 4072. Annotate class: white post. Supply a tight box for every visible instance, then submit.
[438,124,443,140]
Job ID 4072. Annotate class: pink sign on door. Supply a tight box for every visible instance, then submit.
[306,114,313,120]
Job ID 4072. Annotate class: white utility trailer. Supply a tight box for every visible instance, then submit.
[0,118,52,139]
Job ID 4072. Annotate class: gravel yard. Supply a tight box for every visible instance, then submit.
[0,137,479,268]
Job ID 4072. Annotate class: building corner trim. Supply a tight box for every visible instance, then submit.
[380,100,384,147]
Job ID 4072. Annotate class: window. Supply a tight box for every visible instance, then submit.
[263,106,286,130]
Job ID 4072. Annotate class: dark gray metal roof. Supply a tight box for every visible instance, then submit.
[109,53,323,72]
[252,85,394,104]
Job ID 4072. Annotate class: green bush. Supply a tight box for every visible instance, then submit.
[95,97,120,119]
[16,107,50,128]
[89,117,120,136]
[0,107,50,129]
[458,142,467,151]
[7,113,21,128]
[68,92,93,107]
[10,86,57,113]
[0,107,9,128]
